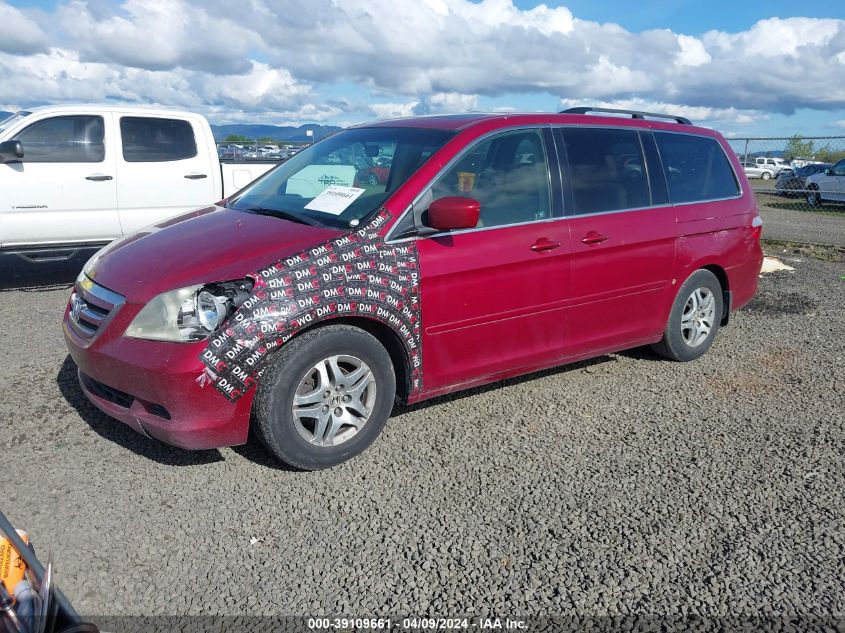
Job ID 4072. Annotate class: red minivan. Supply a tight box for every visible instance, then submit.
[64,108,764,469]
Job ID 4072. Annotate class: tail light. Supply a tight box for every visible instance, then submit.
[751,215,763,240]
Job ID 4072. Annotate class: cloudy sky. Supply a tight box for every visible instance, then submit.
[1,0,844,136]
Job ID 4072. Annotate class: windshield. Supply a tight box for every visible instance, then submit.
[228,127,454,228]
[795,164,825,176]
[0,111,31,133]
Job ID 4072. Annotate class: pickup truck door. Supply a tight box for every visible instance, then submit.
[0,113,120,249]
[114,114,218,234]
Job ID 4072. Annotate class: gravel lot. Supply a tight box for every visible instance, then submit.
[0,246,843,620]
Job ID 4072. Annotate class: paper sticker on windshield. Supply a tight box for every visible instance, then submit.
[304,185,366,215]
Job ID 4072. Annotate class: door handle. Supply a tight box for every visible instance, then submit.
[530,238,562,252]
[85,174,113,181]
[580,231,610,245]
[184,173,208,180]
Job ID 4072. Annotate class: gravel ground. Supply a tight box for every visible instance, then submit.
[0,247,843,620]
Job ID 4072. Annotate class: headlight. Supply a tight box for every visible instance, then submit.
[125,279,253,342]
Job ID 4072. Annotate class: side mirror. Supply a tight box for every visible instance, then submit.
[0,140,23,163]
[824,168,833,176]
[427,196,480,231]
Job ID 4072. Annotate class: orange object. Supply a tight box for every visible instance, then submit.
[0,530,28,593]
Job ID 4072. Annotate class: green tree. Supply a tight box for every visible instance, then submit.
[223,134,249,142]
[783,135,815,159]
[814,145,845,163]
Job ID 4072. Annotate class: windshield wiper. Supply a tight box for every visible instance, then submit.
[242,207,318,226]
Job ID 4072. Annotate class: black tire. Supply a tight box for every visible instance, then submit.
[367,174,379,185]
[651,269,723,362]
[761,171,772,180]
[254,325,396,470]
[806,185,823,208]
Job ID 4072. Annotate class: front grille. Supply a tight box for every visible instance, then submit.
[80,372,135,409]
[69,275,124,339]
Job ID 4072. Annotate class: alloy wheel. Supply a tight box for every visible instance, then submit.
[291,354,377,447]
[680,287,716,348]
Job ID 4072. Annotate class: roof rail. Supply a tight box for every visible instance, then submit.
[559,106,692,125]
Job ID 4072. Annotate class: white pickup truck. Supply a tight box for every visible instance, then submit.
[0,105,278,259]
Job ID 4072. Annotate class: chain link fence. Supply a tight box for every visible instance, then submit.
[726,136,845,214]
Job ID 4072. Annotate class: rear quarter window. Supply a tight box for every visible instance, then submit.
[120,117,198,162]
[654,132,739,204]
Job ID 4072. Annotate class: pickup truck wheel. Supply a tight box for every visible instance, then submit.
[651,269,723,362]
[761,171,772,180]
[254,325,396,470]
[806,185,822,208]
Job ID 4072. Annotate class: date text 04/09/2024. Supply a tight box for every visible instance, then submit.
[307,618,528,630]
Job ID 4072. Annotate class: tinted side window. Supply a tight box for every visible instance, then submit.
[120,117,197,162]
[655,133,739,203]
[13,116,104,163]
[832,159,845,176]
[562,128,649,215]
[429,129,551,228]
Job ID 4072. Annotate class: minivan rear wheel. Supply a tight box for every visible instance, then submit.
[652,269,723,362]
[254,325,396,470]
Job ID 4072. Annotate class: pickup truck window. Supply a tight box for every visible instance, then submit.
[120,117,198,162]
[229,127,454,228]
[12,115,104,163]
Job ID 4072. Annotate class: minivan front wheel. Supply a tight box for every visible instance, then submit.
[652,269,723,362]
[254,325,396,470]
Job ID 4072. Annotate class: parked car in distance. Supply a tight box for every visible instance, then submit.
[0,105,279,260]
[64,107,763,469]
[805,158,845,207]
[358,157,392,185]
[741,161,775,180]
[755,156,789,176]
[775,163,833,197]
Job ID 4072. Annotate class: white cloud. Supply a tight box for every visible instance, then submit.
[0,48,325,123]
[559,97,763,127]
[370,93,479,119]
[1,1,844,126]
[57,0,257,74]
[675,34,711,67]
[0,1,48,54]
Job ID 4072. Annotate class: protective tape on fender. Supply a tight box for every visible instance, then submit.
[197,209,422,401]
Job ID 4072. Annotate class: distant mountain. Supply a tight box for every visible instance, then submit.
[211,123,342,143]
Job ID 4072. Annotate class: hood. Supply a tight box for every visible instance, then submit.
[86,205,342,302]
